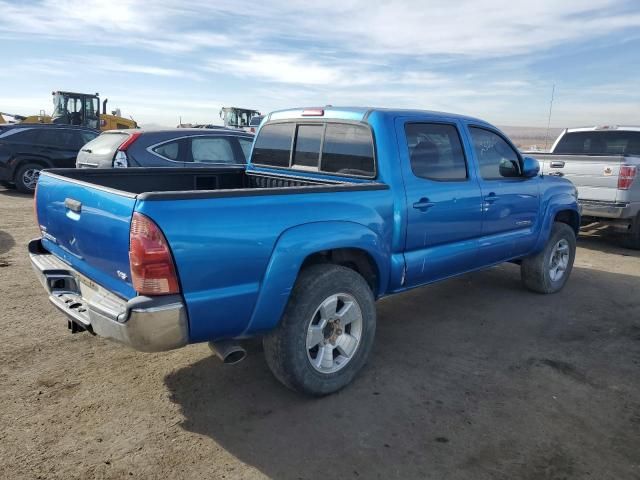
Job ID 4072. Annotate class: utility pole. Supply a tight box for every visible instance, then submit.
[544,84,555,151]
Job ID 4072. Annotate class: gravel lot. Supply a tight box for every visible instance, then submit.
[0,186,638,480]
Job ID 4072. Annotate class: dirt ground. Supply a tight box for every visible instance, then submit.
[0,186,638,480]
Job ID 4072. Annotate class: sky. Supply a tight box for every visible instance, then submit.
[0,0,638,128]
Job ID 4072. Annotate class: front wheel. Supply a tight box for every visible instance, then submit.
[14,163,41,194]
[263,264,376,396]
[521,222,576,294]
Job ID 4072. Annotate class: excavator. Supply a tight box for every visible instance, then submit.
[0,91,137,130]
[219,107,261,129]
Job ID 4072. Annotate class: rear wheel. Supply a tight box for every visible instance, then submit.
[263,264,376,396]
[626,214,640,250]
[14,163,41,194]
[521,222,576,294]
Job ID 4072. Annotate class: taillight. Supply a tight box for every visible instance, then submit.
[112,132,140,168]
[129,212,180,295]
[33,181,40,228]
[118,132,141,151]
[113,151,128,168]
[618,165,637,190]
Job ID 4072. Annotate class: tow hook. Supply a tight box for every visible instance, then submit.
[67,320,86,334]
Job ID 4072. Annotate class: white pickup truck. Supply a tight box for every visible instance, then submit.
[528,126,640,248]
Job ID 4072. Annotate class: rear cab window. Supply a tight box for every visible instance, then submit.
[252,121,375,177]
[554,131,640,155]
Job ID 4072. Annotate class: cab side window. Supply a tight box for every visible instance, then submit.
[469,127,521,179]
[405,123,467,181]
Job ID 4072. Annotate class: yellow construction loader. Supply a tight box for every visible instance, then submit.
[0,91,137,130]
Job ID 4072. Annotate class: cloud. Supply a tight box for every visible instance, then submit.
[209,53,343,85]
[6,56,195,80]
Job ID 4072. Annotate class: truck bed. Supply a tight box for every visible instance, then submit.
[45,167,382,199]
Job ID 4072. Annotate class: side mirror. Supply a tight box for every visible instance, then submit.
[522,156,540,178]
[499,159,521,178]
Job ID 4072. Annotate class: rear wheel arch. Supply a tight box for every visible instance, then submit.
[11,155,52,175]
[300,248,380,296]
[244,221,389,336]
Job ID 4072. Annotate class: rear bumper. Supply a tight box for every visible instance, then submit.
[29,238,189,352]
[579,200,640,220]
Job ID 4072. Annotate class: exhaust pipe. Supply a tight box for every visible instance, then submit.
[208,340,247,365]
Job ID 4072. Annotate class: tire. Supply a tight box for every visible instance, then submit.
[521,222,576,294]
[625,214,640,250]
[14,163,42,194]
[263,264,376,396]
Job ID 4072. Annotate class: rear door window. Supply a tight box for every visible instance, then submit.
[321,124,375,177]
[405,123,467,181]
[252,123,294,167]
[190,136,235,163]
[36,129,67,147]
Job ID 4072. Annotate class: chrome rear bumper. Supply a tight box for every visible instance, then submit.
[29,238,189,352]
[579,200,639,220]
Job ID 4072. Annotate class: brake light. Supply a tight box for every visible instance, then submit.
[302,108,324,116]
[618,165,637,190]
[118,132,141,151]
[129,212,180,295]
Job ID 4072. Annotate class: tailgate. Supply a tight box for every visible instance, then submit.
[35,171,137,299]
[539,154,623,202]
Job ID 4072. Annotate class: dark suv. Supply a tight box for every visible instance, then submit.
[76,128,253,169]
[0,124,98,192]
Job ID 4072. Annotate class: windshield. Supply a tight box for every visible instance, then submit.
[555,131,640,155]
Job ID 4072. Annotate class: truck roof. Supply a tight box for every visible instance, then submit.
[268,106,491,126]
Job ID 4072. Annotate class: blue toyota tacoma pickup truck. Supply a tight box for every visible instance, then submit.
[30,107,580,395]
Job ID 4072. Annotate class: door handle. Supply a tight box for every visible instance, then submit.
[412,198,434,212]
[484,193,499,204]
[550,161,565,168]
[548,171,564,177]
[64,197,82,213]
